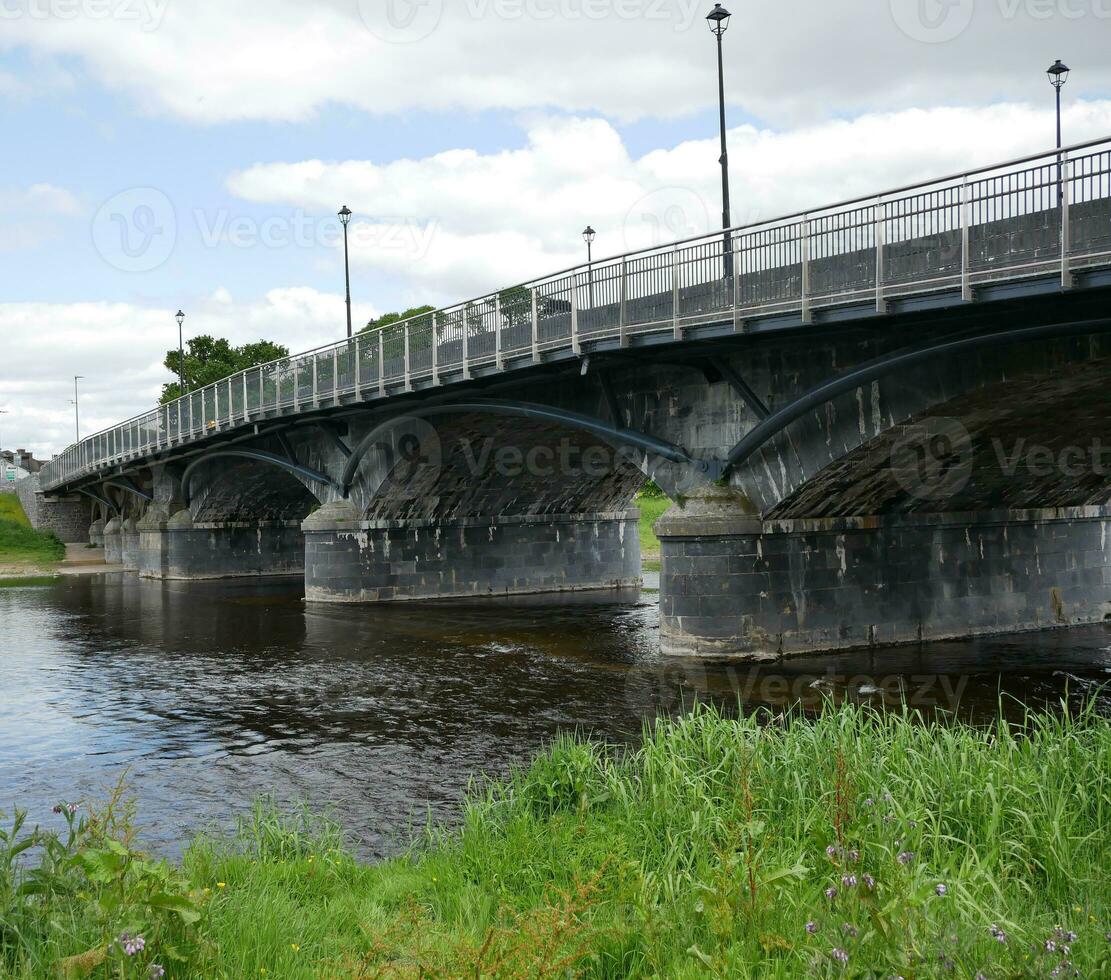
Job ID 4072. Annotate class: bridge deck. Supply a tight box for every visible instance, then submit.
[42,137,1111,493]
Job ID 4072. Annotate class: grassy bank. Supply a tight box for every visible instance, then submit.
[636,492,669,568]
[0,495,64,570]
[3,703,1110,977]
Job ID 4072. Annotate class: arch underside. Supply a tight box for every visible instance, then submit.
[189,459,321,523]
[355,412,646,522]
[769,354,1111,518]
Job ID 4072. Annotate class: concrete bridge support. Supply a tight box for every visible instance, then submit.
[137,516,305,580]
[657,490,1111,658]
[303,501,640,603]
[136,464,306,581]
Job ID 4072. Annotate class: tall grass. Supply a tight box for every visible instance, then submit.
[3,703,1110,977]
[0,496,64,563]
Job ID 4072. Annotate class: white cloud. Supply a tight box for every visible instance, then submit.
[2,0,1108,125]
[0,288,378,457]
[228,101,1111,298]
[0,182,84,252]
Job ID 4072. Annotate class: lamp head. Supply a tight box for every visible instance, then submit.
[707,3,731,36]
[175,310,185,327]
[338,205,353,226]
[583,225,596,245]
[1047,59,1070,90]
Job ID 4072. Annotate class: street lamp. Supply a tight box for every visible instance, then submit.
[707,3,733,279]
[175,310,186,395]
[71,376,84,443]
[1047,60,1070,206]
[583,226,596,307]
[338,205,353,339]
[1047,59,1070,149]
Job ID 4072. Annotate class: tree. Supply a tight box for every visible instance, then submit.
[359,306,436,334]
[161,335,290,403]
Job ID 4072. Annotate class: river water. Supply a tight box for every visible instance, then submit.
[1,572,1109,856]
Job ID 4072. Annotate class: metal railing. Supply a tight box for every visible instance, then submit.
[41,136,1111,493]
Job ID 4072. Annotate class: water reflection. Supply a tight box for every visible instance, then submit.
[1,573,1108,856]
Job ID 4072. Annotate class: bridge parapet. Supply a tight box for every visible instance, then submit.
[41,136,1111,495]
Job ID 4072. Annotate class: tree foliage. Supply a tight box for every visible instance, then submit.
[359,306,436,335]
[161,335,290,404]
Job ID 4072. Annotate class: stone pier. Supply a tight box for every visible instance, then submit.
[303,501,640,603]
[657,490,1111,659]
[137,513,305,580]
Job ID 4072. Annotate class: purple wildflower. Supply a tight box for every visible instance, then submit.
[825,886,838,900]
[990,923,1007,944]
[842,874,858,888]
[805,921,820,934]
[826,844,838,858]
[935,883,948,897]
[831,947,849,965]
[118,933,145,957]
[863,798,874,807]
[68,802,79,814]
[149,967,165,980]
[862,873,876,890]
[52,804,62,814]
[897,851,915,866]
[1045,939,1057,953]
[841,923,858,938]
[847,849,860,863]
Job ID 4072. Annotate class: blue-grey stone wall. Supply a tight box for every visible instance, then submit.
[659,504,1111,659]
[11,475,89,543]
[305,510,640,603]
[137,522,305,580]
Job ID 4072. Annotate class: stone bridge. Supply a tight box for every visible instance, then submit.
[41,138,1111,658]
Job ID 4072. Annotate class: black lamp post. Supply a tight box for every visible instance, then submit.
[1047,60,1070,205]
[583,226,596,307]
[175,310,186,394]
[1047,59,1070,150]
[707,3,733,279]
[339,205,353,339]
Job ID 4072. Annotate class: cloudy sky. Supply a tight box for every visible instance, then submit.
[1,0,1109,455]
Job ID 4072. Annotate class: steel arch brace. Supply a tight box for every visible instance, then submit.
[340,398,720,492]
[181,449,340,506]
[104,477,153,502]
[723,317,1111,476]
[78,487,119,516]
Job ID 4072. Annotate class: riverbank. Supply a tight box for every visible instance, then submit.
[2,702,1108,978]
[0,495,65,579]
[637,492,668,570]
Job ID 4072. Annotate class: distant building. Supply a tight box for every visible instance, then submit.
[1,449,45,484]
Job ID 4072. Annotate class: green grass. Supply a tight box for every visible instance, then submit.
[0,496,64,564]
[0,495,31,527]
[3,702,1110,977]
[636,493,669,558]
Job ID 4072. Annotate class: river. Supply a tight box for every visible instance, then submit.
[1,572,1109,856]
